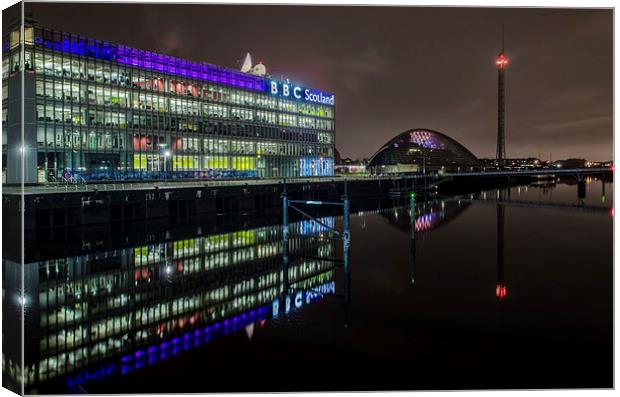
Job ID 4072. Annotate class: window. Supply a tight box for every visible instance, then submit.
[24,27,34,45]
[34,51,43,73]
[9,30,19,50]
[2,58,8,79]
[10,52,20,73]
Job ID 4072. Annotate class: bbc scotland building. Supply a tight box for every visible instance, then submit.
[2,19,335,184]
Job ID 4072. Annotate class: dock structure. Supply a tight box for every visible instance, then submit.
[3,168,612,229]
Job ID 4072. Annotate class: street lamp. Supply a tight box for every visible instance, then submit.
[164,150,171,173]
[158,143,168,175]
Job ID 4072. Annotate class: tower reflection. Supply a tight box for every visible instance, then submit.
[496,189,507,299]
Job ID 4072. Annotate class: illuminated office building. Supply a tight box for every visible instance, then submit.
[3,217,338,393]
[2,20,335,184]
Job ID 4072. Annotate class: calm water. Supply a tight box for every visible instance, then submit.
[5,178,613,393]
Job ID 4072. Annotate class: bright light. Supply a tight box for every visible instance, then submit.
[496,53,509,68]
[164,150,171,157]
[166,265,172,275]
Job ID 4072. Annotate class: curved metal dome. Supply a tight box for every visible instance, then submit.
[367,128,479,172]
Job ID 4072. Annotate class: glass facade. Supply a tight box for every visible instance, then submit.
[2,24,335,183]
[367,128,480,174]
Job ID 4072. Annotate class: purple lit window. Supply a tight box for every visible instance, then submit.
[33,30,274,93]
[415,213,438,232]
[409,130,445,150]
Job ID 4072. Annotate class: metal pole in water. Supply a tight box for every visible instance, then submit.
[343,178,350,270]
[410,192,416,284]
[281,178,289,314]
[342,177,351,310]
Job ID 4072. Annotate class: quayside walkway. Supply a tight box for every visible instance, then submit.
[2,167,611,196]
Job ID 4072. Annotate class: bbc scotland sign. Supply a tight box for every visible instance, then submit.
[269,80,335,106]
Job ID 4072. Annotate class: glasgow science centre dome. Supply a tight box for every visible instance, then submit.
[367,128,480,174]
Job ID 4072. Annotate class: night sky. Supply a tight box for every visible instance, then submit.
[9,4,613,161]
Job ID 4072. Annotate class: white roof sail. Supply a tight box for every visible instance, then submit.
[249,62,266,76]
[240,52,252,73]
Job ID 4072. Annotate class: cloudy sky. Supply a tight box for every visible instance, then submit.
[12,3,613,161]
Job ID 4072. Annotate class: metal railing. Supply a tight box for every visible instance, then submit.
[3,167,612,195]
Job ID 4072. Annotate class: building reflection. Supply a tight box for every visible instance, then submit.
[383,199,471,235]
[381,199,472,285]
[3,217,340,393]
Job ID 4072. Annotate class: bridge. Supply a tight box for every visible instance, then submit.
[442,167,612,178]
[445,196,612,214]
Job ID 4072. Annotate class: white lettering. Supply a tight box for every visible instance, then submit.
[295,292,303,308]
[272,299,279,317]
[269,85,334,105]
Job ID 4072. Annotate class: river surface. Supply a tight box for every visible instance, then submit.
[4,177,613,393]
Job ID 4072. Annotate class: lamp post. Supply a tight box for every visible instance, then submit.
[158,143,168,175]
[164,150,171,173]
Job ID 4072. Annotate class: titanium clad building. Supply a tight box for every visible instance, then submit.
[2,20,335,184]
[367,128,479,174]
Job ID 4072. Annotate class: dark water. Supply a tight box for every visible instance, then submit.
[4,178,613,393]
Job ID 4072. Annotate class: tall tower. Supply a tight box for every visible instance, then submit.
[496,26,508,167]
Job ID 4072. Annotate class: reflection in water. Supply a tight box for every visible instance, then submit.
[3,217,343,394]
[496,192,507,299]
[383,197,473,285]
[409,197,416,285]
[383,199,472,234]
[2,179,612,392]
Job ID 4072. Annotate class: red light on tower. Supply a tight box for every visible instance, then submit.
[496,284,507,299]
[496,53,509,68]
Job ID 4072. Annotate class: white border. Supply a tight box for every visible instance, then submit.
[0,1,615,397]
